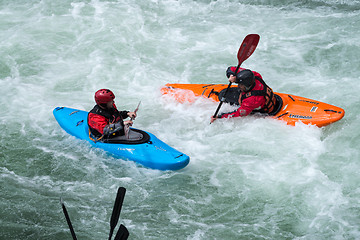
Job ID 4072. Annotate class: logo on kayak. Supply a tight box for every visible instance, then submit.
[289,114,312,119]
[310,106,318,112]
[117,148,135,154]
[155,146,167,152]
[299,100,319,105]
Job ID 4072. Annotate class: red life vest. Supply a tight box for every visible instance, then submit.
[240,76,277,114]
[87,105,127,138]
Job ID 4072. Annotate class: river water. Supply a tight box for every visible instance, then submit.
[1,0,359,239]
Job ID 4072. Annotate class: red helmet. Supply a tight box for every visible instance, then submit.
[94,89,115,105]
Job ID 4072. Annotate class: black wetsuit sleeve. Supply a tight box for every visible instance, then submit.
[119,111,129,119]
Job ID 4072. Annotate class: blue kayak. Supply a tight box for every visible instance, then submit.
[53,107,190,170]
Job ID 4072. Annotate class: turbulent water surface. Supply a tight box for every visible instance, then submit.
[1,0,360,239]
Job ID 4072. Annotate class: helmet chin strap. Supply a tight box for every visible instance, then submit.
[245,82,256,92]
[245,84,252,91]
[99,101,115,109]
[99,103,107,109]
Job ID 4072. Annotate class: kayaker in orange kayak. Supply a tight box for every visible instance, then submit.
[210,67,280,123]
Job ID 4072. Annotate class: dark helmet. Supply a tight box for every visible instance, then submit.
[236,69,255,90]
[94,89,115,105]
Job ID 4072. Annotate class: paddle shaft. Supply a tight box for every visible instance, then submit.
[212,64,241,118]
[132,101,141,121]
[61,200,78,240]
[125,101,141,138]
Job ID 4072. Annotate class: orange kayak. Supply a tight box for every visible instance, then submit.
[161,83,345,127]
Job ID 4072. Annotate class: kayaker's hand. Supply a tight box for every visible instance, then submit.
[128,111,136,120]
[124,120,133,126]
[229,75,236,83]
[210,116,217,123]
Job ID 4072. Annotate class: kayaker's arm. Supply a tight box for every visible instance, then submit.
[210,108,246,122]
[118,110,136,120]
[119,110,129,119]
[210,106,248,122]
[215,96,265,120]
[219,108,248,118]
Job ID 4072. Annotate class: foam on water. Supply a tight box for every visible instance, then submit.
[1,0,359,239]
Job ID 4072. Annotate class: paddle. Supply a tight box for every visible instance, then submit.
[132,101,141,120]
[108,187,127,240]
[60,198,78,240]
[114,224,130,240]
[125,101,141,138]
[212,34,260,121]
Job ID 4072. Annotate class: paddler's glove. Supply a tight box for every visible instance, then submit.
[103,122,124,137]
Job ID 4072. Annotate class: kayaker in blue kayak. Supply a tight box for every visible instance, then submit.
[210,67,279,123]
[87,89,139,142]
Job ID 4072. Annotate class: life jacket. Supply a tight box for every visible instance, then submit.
[240,77,277,114]
[87,105,123,139]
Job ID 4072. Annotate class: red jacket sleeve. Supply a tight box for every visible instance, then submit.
[88,113,109,134]
[220,95,265,119]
